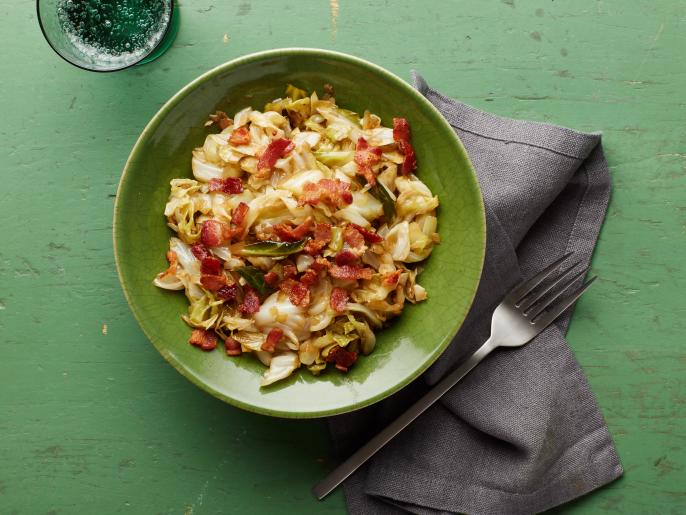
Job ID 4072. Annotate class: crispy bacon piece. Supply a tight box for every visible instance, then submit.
[207,111,232,130]
[326,346,358,372]
[305,240,326,255]
[343,225,365,249]
[224,336,242,356]
[191,244,210,261]
[305,222,333,255]
[209,177,243,194]
[231,202,249,227]
[312,257,331,272]
[200,273,227,291]
[189,328,218,351]
[262,328,284,353]
[216,283,239,301]
[330,287,349,313]
[240,286,260,314]
[350,223,384,244]
[229,126,251,146]
[313,223,332,242]
[205,202,249,244]
[299,179,353,209]
[329,264,373,281]
[393,118,417,175]
[392,117,411,145]
[384,270,401,285]
[200,256,226,290]
[201,220,229,247]
[280,278,310,307]
[274,217,314,242]
[257,138,295,173]
[354,137,382,185]
[335,249,358,266]
[300,268,319,287]
[200,256,222,275]
[282,264,297,280]
[263,271,281,288]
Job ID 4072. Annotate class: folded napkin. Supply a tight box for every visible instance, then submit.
[327,72,623,515]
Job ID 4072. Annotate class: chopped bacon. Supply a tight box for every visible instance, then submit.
[231,202,249,227]
[343,225,365,249]
[384,270,401,285]
[329,264,374,281]
[354,137,382,185]
[314,223,332,242]
[311,257,331,272]
[224,336,242,356]
[229,126,251,146]
[282,264,297,280]
[207,111,232,130]
[305,239,327,255]
[200,256,222,275]
[203,202,249,245]
[392,117,411,144]
[240,286,260,314]
[262,328,284,353]
[393,118,417,175]
[280,278,310,307]
[350,223,384,244]
[257,138,295,173]
[335,249,359,266]
[189,328,218,351]
[200,273,227,291]
[209,177,243,194]
[330,287,349,313]
[263,271,281,288]
[216,283,239,301]
[191,244,210,261]
[299,179,353,209]
[305,222,332,255]
[300,268,319,287]
[274,217,314,242]
[326,346,358,372]
[201,220,229,247]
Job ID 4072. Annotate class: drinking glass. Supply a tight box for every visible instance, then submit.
[37,0,178,72]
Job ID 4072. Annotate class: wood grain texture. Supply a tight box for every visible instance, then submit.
[1,0,684,513]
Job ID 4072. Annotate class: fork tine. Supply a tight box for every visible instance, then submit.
[532,276,597,328]
[507,252,573,304]
[528,266,589,319]
[518,260,582,311]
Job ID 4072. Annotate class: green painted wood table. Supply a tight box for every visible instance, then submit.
[1,0,685,513]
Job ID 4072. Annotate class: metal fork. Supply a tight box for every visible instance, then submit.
[312,252,596,500]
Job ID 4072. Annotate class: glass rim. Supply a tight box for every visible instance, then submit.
[36,0,175,73]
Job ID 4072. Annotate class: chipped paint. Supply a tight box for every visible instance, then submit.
[102,323,108,335]
[223,33,230,43]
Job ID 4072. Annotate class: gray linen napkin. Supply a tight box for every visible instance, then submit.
[327,73,623,515]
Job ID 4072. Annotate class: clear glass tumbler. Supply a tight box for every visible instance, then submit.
[37,0,179,72]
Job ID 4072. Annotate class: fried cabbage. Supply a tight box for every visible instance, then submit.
[154,85,440,387]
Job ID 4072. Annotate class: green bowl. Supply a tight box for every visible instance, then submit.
[114,48,485,418]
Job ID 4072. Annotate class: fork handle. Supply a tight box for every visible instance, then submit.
[312,337,497,500]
